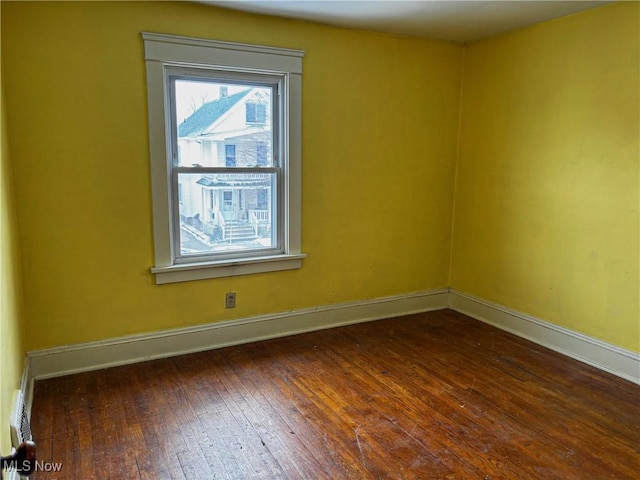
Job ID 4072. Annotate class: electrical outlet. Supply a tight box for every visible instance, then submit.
[225,292,236,309]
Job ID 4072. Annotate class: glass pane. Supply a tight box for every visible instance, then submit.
[177,173,276,256]
[174,79,273,168]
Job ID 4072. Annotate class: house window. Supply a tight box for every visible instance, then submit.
[246,102,267,123]
[256,143,268,167]
[257,189,268,209]
[143,32,305,283]
[225,145,236,167]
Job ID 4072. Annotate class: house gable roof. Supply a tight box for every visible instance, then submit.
[178,89,250,137]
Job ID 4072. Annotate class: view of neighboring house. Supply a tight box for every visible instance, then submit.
[176,85,275,254]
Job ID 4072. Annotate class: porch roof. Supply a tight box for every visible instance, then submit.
[196,177,270,188]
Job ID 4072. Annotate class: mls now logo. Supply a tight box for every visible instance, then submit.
[6,459,63,473]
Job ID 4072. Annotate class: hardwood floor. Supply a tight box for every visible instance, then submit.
[29,310,639,479]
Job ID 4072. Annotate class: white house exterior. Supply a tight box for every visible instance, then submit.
[176,87,274,248]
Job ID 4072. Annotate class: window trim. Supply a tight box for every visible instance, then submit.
[142,32,305,284]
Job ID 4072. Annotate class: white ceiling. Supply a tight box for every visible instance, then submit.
[202,0,614,43]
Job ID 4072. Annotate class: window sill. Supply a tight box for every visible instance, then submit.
[151,253,306,284]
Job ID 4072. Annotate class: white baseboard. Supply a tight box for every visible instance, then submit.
[21,286,639,389]
[27,289,449,380]
[448,289,640,385]
[20,362,34,420]
[12,287,637,480]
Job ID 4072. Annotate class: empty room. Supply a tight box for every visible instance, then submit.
[1,1,638,478]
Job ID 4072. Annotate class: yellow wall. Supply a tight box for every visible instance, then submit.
[1,0,637,360]
[0,17,26,454]
[1,1,463,350]
[451,2,640,351]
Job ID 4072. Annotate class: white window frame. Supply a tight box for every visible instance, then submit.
[142,32,305,284]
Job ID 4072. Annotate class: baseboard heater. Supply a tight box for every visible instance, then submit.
[1,390,36,478]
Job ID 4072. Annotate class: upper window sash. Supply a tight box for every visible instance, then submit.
[165,67,282,169]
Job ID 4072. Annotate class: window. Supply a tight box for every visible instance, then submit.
[246,102,267,123]
[143,33,305,283]
[225,145,236,167]
[256,143,268,167]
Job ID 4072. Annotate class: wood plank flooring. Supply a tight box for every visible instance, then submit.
[28,310,639,479]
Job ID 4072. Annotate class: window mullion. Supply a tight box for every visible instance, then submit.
[174,167,279,174]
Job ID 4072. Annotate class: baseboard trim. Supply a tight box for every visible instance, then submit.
[22,288,639,386]
[448,289,640,385]
[21,359,34,419]
[27,289,449,380]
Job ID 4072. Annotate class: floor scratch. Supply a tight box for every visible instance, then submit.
[354,427,367,466]
[383,414,431,453]
[460,376,476,409]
